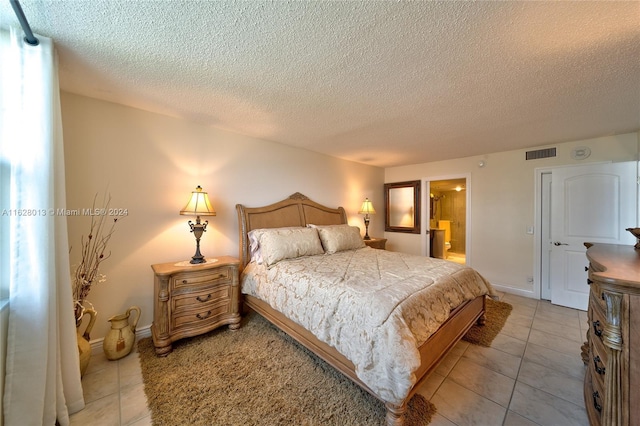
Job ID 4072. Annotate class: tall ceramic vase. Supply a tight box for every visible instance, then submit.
[103,306,141,361]
[76,304,97,377]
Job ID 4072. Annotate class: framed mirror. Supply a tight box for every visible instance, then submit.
[384,180,421,234]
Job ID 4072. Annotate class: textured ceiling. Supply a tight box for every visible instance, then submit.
[1,1,639,167]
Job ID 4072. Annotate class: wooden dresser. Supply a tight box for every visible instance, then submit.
[151,256,241,356]
[583,243,640,426]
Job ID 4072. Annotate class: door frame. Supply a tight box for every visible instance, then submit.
[538,171,552,301]
[421,173,472,263]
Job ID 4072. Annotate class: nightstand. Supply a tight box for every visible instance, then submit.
[364,238,387,250]
[151,256,241,356]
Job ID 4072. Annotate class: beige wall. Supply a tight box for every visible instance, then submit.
[61,92,384,340]
[60,91,639,335]
[385,132,639,295]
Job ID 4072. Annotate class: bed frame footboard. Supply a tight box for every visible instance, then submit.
[243,294,485,425]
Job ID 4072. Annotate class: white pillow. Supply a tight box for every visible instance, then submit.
[247,226,302,264]
[309,224,366,254]
[247,229,264,264]
[254,227,324,267]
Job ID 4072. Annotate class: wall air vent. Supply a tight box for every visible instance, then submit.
[526,147,556,160]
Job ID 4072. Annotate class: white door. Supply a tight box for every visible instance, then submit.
[550,162,637,310]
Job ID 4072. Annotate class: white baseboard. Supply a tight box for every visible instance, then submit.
[90,324,152,355]
[491,283,538,300]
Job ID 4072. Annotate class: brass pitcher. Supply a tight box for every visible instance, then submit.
[103,306,141,360]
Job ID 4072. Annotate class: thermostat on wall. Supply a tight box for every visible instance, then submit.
[571,146,591,160]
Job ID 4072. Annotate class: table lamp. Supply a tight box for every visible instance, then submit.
[180,186,216,264]
[358,198,376,240]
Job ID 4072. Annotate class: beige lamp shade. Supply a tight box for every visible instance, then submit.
[180,186,216,216]
[358,198,376,215]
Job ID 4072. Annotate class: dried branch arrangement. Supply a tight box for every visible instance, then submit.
[72,193,120,319]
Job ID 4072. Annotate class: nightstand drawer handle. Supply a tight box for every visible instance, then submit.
[593,391,602,413]
[593,356,606,375]
[587,278,593,285]
[196,294,212,303]
[182,279,188,284]
[196,311,212,320]
[593,320,603,337]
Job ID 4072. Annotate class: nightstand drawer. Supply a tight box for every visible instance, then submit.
[171,300,230,331]
[171,266,233,290]
[172,285,230,314]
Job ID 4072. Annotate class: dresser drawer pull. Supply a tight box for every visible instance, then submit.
[587,278,593,285]
[593,320,603,337]
[593,356,606,375]
[196,294,212,303]
[592,391,602,413]
[182,279,188,284]
[585,266,589,272]
[196,311,212,320]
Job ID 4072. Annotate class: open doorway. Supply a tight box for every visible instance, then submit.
[427,177,468,265]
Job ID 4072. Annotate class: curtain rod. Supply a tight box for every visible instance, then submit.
[10,0,39,46]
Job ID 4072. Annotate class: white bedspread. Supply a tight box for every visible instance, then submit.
[240,247,495,405]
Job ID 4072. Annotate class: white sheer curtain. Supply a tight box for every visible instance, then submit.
[1,27,84,424]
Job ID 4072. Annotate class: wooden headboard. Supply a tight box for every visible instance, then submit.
[236,192,347,269]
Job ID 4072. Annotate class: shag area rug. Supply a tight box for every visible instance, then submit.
[138,297,512,426]
[463,298,513,347]
[138,313,433,426]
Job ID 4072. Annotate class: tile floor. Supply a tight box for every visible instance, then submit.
[69,344,151,426]
[445,252,466,265]
[70,292,588,426]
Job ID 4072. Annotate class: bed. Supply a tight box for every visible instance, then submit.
[236,193,495,425]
